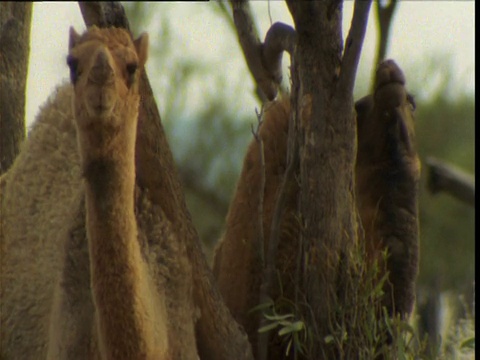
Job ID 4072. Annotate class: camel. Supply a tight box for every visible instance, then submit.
[355,60,420,320]
[1,26,198,359]
[213,59,420,358]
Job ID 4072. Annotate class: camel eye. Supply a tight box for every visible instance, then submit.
[126,63,137,75]
[66,55,79,84]
[126,62,138,88]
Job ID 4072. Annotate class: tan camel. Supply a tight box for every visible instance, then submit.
[213,97,300,359]
[1,26,198,360]
[213,60,420,358]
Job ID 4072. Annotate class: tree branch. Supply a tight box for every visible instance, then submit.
[376,0,397,63]
[79,2,130,29]
[229,0,296,101]
[78,2,106,28]
[214,1,236,34]
[230,0,274,100]
[426,157,475,207]
[372,0,398,90]
[338,0,372,97]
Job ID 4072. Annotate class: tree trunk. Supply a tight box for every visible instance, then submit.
[286,1,370,357]
[0,2,32,175]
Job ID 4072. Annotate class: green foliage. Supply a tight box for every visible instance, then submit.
[249,244,435,359]
[325,247,397,359]
[251,298,309,358]
[167,99,253,257]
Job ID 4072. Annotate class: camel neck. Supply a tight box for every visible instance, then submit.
[78,112,156,358]
[81,117,137,229]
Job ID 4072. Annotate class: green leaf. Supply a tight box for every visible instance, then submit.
[396,320,415,335]
[248,299,274,314]
[258,322,279,333]
[324,335,335,344]
[278,321,305,336]
[285,338,293,355]
[263,313,294,321]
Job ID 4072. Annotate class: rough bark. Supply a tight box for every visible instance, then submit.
[285,0,371,357]
[79,2,253,359]
[0,2,32,175]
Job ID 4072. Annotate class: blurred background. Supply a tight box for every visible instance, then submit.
[25,2,474,357]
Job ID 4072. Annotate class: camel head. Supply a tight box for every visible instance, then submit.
[355,59,417,164]
[66,26,148,127]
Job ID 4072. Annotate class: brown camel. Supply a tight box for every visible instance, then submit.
[1,26,198,360]
[213,59,420,358]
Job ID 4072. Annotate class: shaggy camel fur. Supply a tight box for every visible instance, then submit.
[214,60,420,358]
[1,26,197,360]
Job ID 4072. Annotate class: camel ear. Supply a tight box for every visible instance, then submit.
[134,33,149,68]
[69,27,81,51]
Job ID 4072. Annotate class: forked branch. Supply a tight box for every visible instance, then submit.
[376,0,397,63]
[426,157,475,207]
[338,0,373,97]
[229,0,296,101]
[372,0,398,89]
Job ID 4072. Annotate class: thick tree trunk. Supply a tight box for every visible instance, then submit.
[286,1,370,357]
[0,2,32,175]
